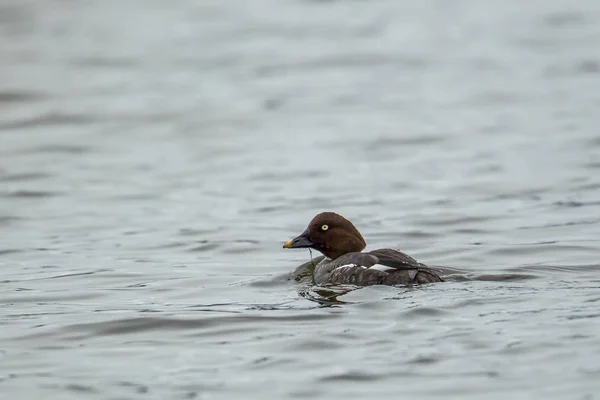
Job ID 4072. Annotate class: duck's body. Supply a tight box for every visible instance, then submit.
[284,212,443,286]
[313,249,442,286]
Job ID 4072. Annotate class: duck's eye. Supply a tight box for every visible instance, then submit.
[321,224,329,231]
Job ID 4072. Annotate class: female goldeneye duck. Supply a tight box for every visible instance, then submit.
[283,212,443,286]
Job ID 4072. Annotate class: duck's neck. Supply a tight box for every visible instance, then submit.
[320,234,366,260]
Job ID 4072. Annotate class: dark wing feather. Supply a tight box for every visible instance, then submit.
[367,248,425,270]
[328,252,379,269]
[324,250,443,286]
[367,248,444,284]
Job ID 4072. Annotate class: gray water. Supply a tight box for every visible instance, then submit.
[1,0,600,399]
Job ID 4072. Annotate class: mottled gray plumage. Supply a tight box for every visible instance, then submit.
[314,249,443,286]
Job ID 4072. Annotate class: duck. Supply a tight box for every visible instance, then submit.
[283,212,443,286]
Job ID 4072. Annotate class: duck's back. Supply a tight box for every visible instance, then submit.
[316,248,443,286]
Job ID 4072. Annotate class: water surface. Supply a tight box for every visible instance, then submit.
[1,0,600,399]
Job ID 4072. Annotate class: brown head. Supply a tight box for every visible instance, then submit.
[283,212,367,259]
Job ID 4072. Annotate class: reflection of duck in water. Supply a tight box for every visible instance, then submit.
[284,212,443,286]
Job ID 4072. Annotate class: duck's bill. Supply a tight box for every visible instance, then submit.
[283,228,314,248]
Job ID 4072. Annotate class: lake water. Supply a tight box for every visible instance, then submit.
[1,0,600,399]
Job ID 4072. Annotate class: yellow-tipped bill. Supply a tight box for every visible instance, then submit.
[283,227,313,249]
